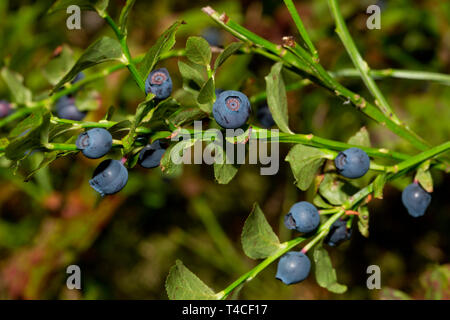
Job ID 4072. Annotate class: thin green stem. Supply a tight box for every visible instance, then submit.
[327,0,399,123]
[202,6,433,153]
[332,68,450,86]
[103,13,146,92]
[283,0,319,60]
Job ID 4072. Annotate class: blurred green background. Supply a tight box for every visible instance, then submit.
[0,0,449,299]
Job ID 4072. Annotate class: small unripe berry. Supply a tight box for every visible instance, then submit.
[276,251,311,285]
[401,183,431,217]
[284,201,320,233]
[335,147,370,179]
[76,128,112,159]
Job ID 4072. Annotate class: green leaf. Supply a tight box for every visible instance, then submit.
[160,139,196,177]
[347,126,371,147]
[357,205,369,238]
[138,21,182,79]
[241,203,281,259]
[214,160,239,184]
[122,94,155,154]
[185,36,211,66]
[1,67,33,104]
[178,60,205,87]
[214,42,243,70]
[108,120,131,139]
[165,260,217,300]
[415,160,433,192]
[319,174,357,205]
[118,0,136,35]
[285,145,330,191]
[313,194,334,209]
[48,0,109,16]
[53,37,123,92]
[373,173,387,199]
[197,77,215,105]
[5,108,51,161]
[168,107,207,127]
[313,244,347,294]
[264,62,293,134]
[42,45,75,85]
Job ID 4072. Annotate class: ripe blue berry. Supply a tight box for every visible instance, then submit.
[76,128,112,159]
[335,147,370,179]
[89,159,128,197]
[275,251,311,285]
[212,90,251,129]
[145,68,172,100]
[284,201,320,233]
[0,100,12,118]
[401,183,431,217]
[138,140,166,169]
[257,104,275,128]
[325,219,352,247]
[55,95,86,121]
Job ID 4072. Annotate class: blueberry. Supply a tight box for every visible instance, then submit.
[257,104,275,128]
[325,219,352,247]
[145,68,172,100]
[201,27,224,47]
[401,183,432,217]
[138,140,166,169]
[275,251,311,285]
[55,95,86,121]
[335,147,370,179]
[0,100,12,118]
[284,201,320,233]
[89,159,128,196]
[76,128,112,159]
[212,90,251,129]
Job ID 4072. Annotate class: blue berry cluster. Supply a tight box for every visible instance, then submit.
[276,201,320,285]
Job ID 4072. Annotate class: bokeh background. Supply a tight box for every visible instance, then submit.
[0,0,449,299]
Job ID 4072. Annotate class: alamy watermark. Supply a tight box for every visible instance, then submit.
[168,121,280,175]
[366,5,381,30]
[66,5,81,30]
